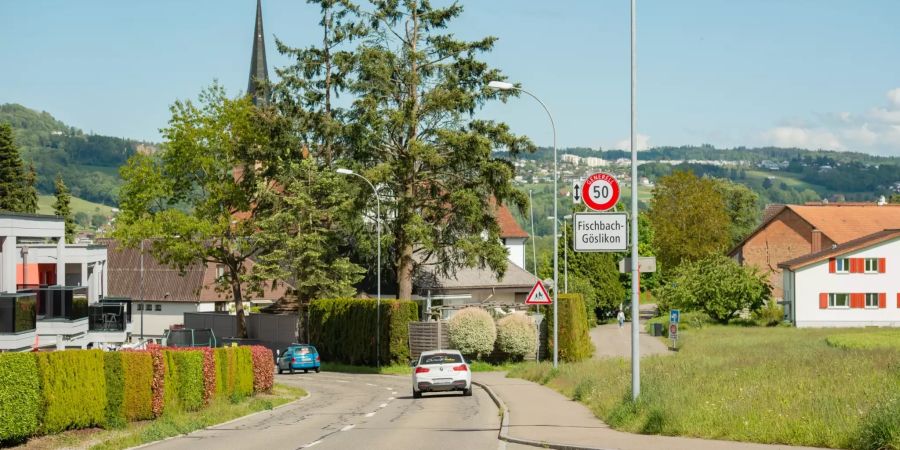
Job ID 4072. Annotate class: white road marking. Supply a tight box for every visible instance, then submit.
[388,397,395,401]
[366,383,376,386]
[385,387,392,391]
[392,391,398,395]
[379,403,388,408]
[365,412,376,418]
[301,440,322,448]
[340,424,356,432]
[335,380,349,383]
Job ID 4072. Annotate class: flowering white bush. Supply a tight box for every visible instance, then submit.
[495,313,537,360]
[448,307,497,358]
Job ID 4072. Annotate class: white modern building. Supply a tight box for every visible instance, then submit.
[780,229,900,327]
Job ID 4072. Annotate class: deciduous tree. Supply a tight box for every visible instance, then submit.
[713,178,760,247]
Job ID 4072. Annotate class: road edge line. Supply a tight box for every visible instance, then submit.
[127,388,312,450]
[472,380,611,450]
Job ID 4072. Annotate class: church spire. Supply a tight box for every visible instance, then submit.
[247,0,269,105]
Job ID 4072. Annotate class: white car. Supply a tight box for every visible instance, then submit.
[411,350,472,398]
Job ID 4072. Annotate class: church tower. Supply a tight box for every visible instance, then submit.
[247,0,269,105]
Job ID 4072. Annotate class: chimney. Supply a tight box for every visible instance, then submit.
[811,230,823,253]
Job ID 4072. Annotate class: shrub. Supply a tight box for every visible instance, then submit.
[307,298,419,365]
[448,307,496,359]
[234,347,254,401]
[495,314,537,360]
[121,351,153,421]
[654,255,771,324]
[149,346,165,417]
[250,346,275,394]
[0,353,41,444]
[104,352,126,429]
[36,350,107,433]
[164,350,204,412]
[752,299,784,326]
[214,347,233,398]
[548,294,594,362]
[199,348,215,404]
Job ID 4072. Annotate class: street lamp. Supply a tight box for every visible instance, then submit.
[490,79,559,368]
[337,168,382,368]
[548,215,571,293]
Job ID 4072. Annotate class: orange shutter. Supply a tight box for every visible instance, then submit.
[897,293,900,308]
[829,258,836,273]
[819,293,828,309]
[853,258,862,273]
[879,293,887,309]
[851,293,863,308]
[879,258,886,273]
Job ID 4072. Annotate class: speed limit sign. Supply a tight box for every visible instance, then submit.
[581,172,620,211]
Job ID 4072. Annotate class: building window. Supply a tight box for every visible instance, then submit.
[864,258,879,273]
[155,304,162,312]
[136,304,143,311]
[829,293,850,308]
[216,265,225,280]
[865,293,879,308]
[835,258,850,273]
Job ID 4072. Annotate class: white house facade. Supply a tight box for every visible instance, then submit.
[780,229,900,328]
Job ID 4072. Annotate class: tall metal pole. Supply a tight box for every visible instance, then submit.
[140,239,144,340]
[529,189,538,277]
[563,218,568,293]
[630,0,641,400]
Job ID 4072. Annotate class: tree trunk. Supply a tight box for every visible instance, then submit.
[396,7,419,302]
[398,244,414,299]
[231,270,247,338]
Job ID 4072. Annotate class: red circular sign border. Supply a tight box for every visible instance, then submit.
[581,172,620,211]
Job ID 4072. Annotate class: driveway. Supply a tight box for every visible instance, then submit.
[590,303,670,359]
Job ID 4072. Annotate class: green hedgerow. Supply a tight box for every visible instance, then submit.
[164,350,205,412]
[36,350,107,434]
[121,351,154,421]
[104,352,126,429]
[448,307,496,359]
[233,347,254,401]
[0,353,41,444]
[495,314,537,360]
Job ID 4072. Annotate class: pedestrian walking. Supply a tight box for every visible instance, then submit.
[617,310,625,328]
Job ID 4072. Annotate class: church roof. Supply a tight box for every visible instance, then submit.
[247,0,269,105]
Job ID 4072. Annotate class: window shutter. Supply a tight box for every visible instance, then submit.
[879,293,887,309]
[851,293,863,309]
[829,258,836,273]
[819,293,828,309]
[879,258,886,273]
[897,293,900,309]
[851,258,860,273]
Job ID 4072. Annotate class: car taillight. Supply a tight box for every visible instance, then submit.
[292,358,296,363]
[315,355,320,362]
[415,366,430,374]
[452,364,468,372]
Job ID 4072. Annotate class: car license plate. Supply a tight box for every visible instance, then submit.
[435,378,452,385]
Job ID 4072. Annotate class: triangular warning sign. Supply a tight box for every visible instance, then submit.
[525,280,552,305]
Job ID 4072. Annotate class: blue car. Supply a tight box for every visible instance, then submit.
[277,344,320,374]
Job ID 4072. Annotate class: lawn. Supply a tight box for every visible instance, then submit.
[509,326,900,449]
[37,195,116,217]
[14,384,306,450]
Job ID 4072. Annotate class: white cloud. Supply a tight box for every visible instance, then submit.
[762,126,842,150]
[613,134,651,151]
[761,88,900,156]
[887,88,900,109]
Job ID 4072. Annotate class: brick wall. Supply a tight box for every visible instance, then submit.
[739,209,834,299]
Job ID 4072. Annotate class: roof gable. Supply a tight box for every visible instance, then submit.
[779,229,900,270]
[787,204,900,244]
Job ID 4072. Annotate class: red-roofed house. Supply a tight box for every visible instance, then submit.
[496,204,529,270]
[730,202,900,300]
[779,229,900,327]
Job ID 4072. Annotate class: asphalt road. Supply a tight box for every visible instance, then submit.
[143,371,507,450]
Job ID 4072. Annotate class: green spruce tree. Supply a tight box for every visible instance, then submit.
[53,175,75,243]
[0,123,28,212]
[22,162,39,213]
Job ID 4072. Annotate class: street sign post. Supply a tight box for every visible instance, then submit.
[581,172,620,211]
[618,257,657,273]
[573,212,627,252]
[525,280,552,305]
[669,309,680,324]
[669,309,679,349]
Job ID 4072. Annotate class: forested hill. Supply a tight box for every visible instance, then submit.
[0,103,153,206]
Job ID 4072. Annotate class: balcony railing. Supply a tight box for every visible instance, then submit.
[0,293,37,333]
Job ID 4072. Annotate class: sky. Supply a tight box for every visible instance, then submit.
[2,1,900,155]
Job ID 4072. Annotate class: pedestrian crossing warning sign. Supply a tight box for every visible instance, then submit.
[525,280,552,305]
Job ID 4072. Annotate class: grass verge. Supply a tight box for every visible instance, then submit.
[322,360,524,375]
[14,384,305,450]
[826,329,900,351]
[508,326,900,449]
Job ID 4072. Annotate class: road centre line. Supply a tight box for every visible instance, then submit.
[365,412,376,418]
[379,403,388,408]
[340,424,356,432]
[300,439,322,448]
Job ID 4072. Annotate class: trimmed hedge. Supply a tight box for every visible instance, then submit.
[104,352,126,429]
[214,347,254,402]
[121,351,153,421]
[308,298,419,365]
[0,353,41,444]
[36,350,107,433]
[250,346,274,394]
[164,350,205,412]
[234,347,254,400]
[448,307,497,358]
[150,347,165,417]
[548,294,595,362]
[495,313,537,360]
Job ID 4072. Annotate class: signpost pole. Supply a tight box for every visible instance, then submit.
[630,0,641,401]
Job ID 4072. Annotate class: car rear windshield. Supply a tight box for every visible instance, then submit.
[292,346,314,354]
[420,353,463,365]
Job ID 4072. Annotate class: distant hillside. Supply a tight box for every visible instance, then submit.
[0,103,154,206]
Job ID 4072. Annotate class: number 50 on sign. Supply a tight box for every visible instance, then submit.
[581,172,620,212]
